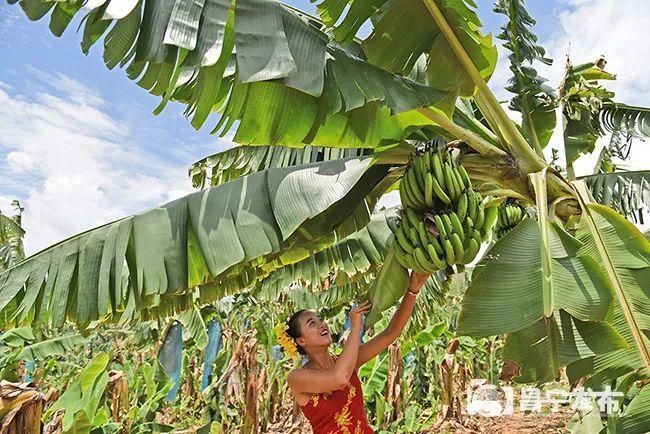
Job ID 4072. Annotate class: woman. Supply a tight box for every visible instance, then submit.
[275,271,429,434]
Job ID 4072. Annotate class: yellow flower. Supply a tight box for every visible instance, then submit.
[274,322,300,360]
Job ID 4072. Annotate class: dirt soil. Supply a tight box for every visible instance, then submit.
[435,408,573,433]
[263,408,573,434]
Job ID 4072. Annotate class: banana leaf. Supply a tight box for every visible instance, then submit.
[565,184,650,386]
[313,0,498,97]
[581,170,650,224]
[0,157,395,329]
[44,352,111,434]
[458,172,626,382]
[617,384,650,434]
[11,0,450,148]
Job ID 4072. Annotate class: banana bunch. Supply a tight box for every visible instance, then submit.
[394,189,498,274]
[494,203,527,239]
[399,148,472,210]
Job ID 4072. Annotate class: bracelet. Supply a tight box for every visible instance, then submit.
[407,288,419,296]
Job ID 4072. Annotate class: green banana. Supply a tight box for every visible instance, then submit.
[426,231,444,255]
[406,207,421,229]
[396,225,414,253]
[414,157,425,190]
[468,191,478,222]
[424,172,435,207]
[482,206,498,235]
[472,229,482,247]
[441,214,454,237]
[426,244,447,269]
[407,169,426,206]
[432,152,446,191]
[464,216,475,236]
[450,211,465,240]
[403,175,421,208]
[443,163,457,201]
[475,203,485,229]
[422,152,432,172]
[417,222,430,247]
[458,165,472,189]
[414,247,436,273]
[442,238,456,265]
[399,180,414,209]
[395,241,417,270]
[409,227,421,247]
[449,233,465,264]
[433,215,448,239]
[457,192,468,221]
[452,165,465,195]
[431,174,451,205]
[464,238,480,264]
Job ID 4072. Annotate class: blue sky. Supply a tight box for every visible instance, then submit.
[1,0,649,253]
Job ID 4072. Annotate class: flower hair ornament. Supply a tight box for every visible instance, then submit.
[274,321,300,362]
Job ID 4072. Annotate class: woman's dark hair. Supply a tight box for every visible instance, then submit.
[286,309,309,355]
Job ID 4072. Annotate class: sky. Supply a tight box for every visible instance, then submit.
[0,0,649,254]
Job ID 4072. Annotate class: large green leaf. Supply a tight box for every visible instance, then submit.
[566,185,650,385]
[18,334,87,361]
[0,157,395,328]
[581,170,650,224]
[12,0,449,148]
[44,352,110,434]
[189,144,373,189]
[458,173,626,382]
[617,384,650,434]
[494,0,555,152]
[364,242,409,326]
[313,0,498,97]
[255,208,398,297]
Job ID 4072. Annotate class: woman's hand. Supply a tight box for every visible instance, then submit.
[349,301,372,330]
[408,271,430,294]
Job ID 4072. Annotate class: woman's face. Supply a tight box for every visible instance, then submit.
[295,311,332,351]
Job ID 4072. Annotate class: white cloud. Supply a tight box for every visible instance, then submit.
[0,70,198,254]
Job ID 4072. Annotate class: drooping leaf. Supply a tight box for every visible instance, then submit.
[188,144,373,189]
[10,0,450,148]
[18,334,87,361]
[313,0,498,97]
[179,304,208,349]
[0,158,395,329]
[365,243,409,326]
[598,102,650,139]
[581,170,650,224]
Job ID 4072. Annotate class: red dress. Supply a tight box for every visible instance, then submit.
[299,368,374,434]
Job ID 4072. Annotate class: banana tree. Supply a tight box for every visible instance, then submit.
[4,0,650,428]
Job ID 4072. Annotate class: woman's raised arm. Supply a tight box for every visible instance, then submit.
[355,272,429,368]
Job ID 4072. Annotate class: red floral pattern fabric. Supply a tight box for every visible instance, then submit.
[299,369,374,434]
